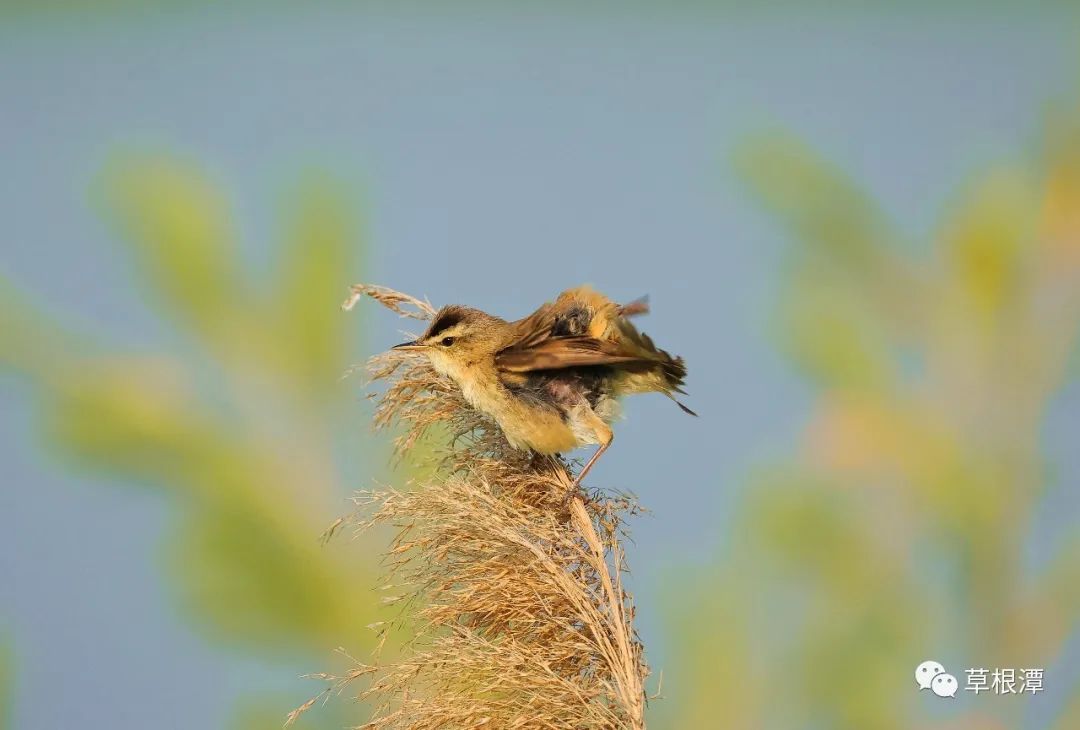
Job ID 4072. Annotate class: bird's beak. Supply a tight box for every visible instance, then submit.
[391,340,426,351]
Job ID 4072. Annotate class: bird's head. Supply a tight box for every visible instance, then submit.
[391,305,507,382]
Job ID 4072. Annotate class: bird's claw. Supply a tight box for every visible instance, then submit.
[562,477,601,512]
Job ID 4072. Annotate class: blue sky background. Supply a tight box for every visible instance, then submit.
[3,4,1079,728]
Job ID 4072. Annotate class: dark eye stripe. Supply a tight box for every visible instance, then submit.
[427,309,464,339]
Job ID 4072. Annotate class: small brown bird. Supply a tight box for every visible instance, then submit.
[392,286,695,487]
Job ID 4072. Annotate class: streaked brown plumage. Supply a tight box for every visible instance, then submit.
[391,286,694,487]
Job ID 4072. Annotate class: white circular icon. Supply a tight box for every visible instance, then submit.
[932,672,958,698]
[915,659,945,690]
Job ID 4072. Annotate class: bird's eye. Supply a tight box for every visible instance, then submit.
[440,336,455,347]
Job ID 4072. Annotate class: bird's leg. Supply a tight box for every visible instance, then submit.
[563,414,614,507]
[572,437,612,489]
[561,439,611,510]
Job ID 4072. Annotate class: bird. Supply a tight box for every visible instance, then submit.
[390,286,695,488]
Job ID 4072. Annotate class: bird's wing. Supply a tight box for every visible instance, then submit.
[497,293,694,412]
[618,295,650,318]
[496,335,661,373]
[503,302,559,352]
[496,289,663,373]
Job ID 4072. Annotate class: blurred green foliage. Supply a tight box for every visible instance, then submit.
[1,155,385,725]
[661,107,1080,728]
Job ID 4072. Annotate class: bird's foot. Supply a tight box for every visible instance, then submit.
[561,476,600,512]
[560,483,581,510]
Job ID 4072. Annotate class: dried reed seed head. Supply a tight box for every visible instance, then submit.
[342,283,438,320]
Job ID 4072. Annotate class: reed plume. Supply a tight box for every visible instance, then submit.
[290,284,649,730]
